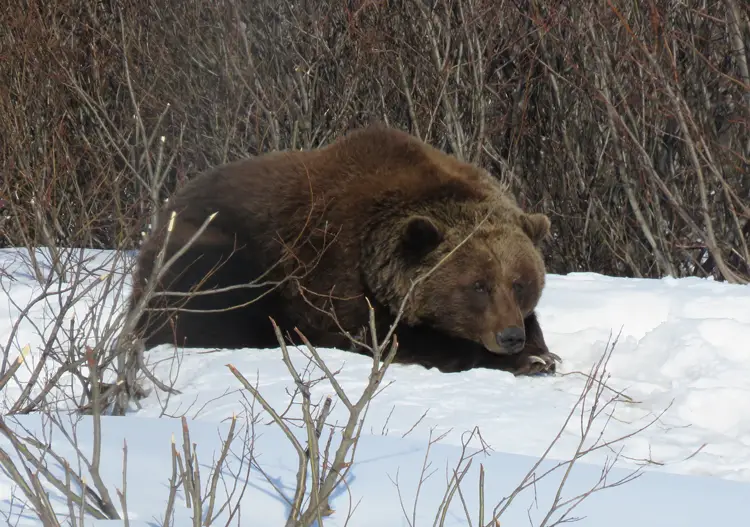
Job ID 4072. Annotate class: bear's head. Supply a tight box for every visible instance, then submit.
[380,209,551,355]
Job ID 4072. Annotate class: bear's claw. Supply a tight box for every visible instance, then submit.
[528,355,546,365]
[514,350,561,376]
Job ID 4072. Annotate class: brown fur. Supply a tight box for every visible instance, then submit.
[129,124,560,375]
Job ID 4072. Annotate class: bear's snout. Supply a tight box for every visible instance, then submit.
[496,326,525,354]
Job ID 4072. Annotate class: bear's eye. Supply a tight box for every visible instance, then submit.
[512,281,525,298]
[473,281,490,294]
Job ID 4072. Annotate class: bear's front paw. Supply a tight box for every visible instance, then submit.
[512,350,561,376]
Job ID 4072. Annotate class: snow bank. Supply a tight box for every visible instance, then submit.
[2,248,750,525]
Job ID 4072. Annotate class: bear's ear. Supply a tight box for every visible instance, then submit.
[400,215,444,260]
[520,213,551,245]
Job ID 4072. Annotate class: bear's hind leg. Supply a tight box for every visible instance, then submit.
[136,245,282,350]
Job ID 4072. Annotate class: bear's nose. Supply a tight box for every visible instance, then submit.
[496,327,525,353]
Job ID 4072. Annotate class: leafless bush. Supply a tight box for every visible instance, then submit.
[0,395,256,526]
[0,248,134,414]
[0,202,256,420]
[0,230,258,524]
[0,0,203,415]
[390,333,683,527]
[1,0,747,281]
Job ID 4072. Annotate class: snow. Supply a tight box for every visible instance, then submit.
[1,247,750,525]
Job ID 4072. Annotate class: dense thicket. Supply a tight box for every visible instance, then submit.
[1,0,748,281]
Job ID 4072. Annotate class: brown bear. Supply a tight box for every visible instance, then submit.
[128,124,560,376]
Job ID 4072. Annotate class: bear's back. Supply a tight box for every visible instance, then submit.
[155,123,516,267]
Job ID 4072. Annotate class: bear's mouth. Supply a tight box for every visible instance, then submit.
[481,331,524,355]
[481,333,507,354]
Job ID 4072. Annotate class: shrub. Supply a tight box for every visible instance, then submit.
[1,0,748,282]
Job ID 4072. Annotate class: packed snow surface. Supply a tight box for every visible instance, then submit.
[1,248,749,525]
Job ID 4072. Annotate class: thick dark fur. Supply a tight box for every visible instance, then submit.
[129,124,560,375]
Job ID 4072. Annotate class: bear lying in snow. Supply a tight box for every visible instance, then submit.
[128,124,560,376]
